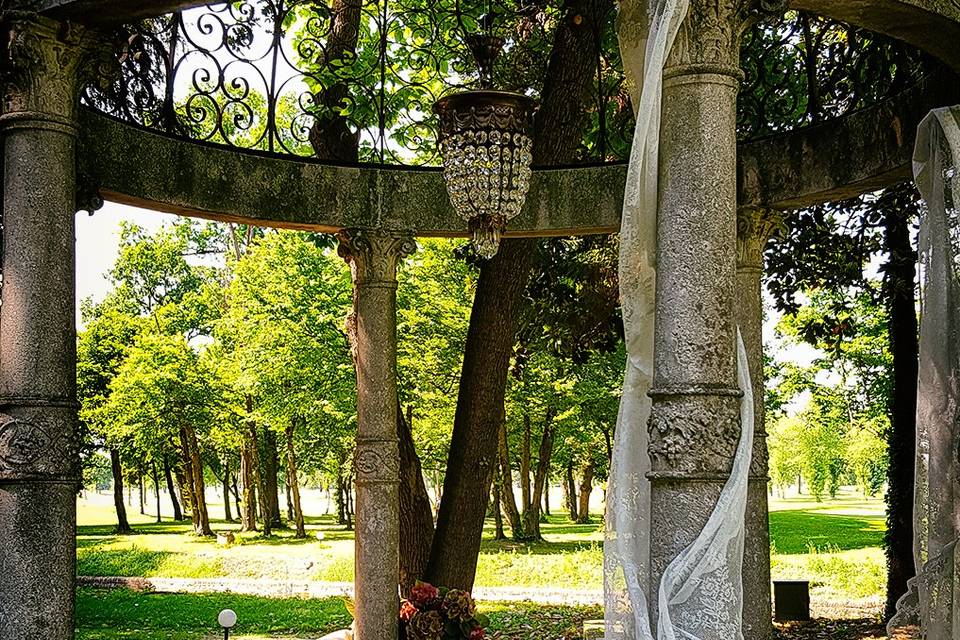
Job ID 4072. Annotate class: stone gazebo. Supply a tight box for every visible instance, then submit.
[0,1,957,639]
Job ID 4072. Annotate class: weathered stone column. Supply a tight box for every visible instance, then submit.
[338,229,414,640]
[736,207,785,640]
[0,16,98,640]
[647,0,772,632]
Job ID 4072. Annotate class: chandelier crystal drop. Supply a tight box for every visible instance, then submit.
[434,35,537,259]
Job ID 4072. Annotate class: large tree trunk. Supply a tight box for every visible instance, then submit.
[423,0,611,590]
[564,461,578,522]
[883,187,920,619]
[285,419,307,539]
[497,420,526,540]
[263,427,283,528]
[307,0,362,161]
[163,455,184,521]
[576,463,594,524]
[110,448,133,534]
[398,404,435,595]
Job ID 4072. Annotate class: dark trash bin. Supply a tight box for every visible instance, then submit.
[773,580,811,622]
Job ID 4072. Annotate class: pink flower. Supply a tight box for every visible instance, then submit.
[469,627,485,640]
[409,582,440,609]
[400,600,418,622]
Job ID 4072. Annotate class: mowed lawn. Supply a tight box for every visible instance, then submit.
[75,487,886,637]
[76,588,600,640]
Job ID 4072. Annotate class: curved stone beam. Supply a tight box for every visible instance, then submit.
[78,71,956,235]
[78,110,627,237]
[790,0,960,71]
[739,68,960,209]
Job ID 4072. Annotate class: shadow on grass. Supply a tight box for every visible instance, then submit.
[769,510,884,554]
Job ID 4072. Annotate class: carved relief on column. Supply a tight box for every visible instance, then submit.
[0,406,78,483]
[0,15,104,127]
[736,207,786,273]
[355,437,400,485]
[337,228,417,286]
[648,388,742,477]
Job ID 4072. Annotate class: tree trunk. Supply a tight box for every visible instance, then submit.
[138,472,145,515]
[181,425,212,536]
[520,414,531,512]
[564,461,578,522]
[232,474,242,521]
[152,462,162,523]
[252,424,271,537]
[286,482,294,522]
[543,468,550,516]
[576,463,594,524]
[883,187,920,619]
[222,459,234,522]
[423,0,611,590]
[240,399,260,532]
[521,418,555,540]
[497,420,526,540]
[307,0,363,161]
[492,467,507,541]
[110,448,133,534]
[398,404,435,595]
[284,419,307,539]
[263,427,283,528]
[163,455,183,521]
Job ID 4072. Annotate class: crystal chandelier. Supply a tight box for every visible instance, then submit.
[434,34,537,259]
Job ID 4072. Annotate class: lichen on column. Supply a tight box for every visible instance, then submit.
[646,0,783,634]
[338,228,415,640]
[0,14,103,640]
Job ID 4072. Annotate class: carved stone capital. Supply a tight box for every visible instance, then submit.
[647,388,742,476]
[0,14,104,129]
[0,407,78,484]
[665,0,787,77]
[736,207,786,271]
[337,229,416,286]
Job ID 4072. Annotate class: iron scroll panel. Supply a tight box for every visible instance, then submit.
[80,2,928,166]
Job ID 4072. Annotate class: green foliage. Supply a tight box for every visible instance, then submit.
[766,284,892,500]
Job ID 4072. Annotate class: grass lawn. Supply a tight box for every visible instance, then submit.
[77,486,886,605]
[75,588,601,639]
[768,490,886,601]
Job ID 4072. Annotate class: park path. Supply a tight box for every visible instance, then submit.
[76,576,605,605]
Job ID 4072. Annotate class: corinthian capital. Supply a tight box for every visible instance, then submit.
[337,229,416,285]
[0,15,103,126]
[736,207,786,271]
[665,0,788,75]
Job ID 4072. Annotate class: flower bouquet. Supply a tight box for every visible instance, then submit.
[400,582,489,640]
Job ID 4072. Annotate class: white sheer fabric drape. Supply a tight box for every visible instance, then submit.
[897,107,960,639]
[604,0,754,638]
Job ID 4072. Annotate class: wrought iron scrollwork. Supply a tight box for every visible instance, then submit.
[80,2,928,165]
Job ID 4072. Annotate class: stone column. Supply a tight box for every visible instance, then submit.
[0,16,99,640]
[736,207,785,640]
[338,229,415,640]
[647,0,774,632]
